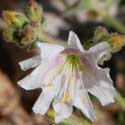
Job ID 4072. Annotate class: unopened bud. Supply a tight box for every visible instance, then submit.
[20,25,37,46]
[2,11,29,28]
[108,33,123,52]
[94,26,109,42]
[3,29,17,43]
[27,0,43,21]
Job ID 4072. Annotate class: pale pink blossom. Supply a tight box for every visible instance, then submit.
[18,31,115,123]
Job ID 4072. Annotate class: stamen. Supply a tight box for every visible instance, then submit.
[47,83,53,87]
[82,96,86,104]
[59,93,70,104]
[65,54,80,72]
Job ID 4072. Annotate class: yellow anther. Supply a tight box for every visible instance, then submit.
[47,83,53,87]
[82,96,86,104]
[59,93,70,104]
[64,93,70,102]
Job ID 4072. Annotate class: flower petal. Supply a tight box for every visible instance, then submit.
[68,31,84,51]
[73,72,96,121]
[33,71,63,116]
[18,54,65,91]
[32,89,54,115]
[52,70,74,123]
[37,42,64,61]
[19,55,41,71]
[89,85,115,106]
[41,55,65,85]
[18,60,48,90]
[74,89,96,121]
[88,68,116,105]
[82,63,115,106]
[53,103,73,123]
[88,42,111,63]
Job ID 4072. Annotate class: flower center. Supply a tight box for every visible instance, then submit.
[65,54,80,71]
[60,48,81,72]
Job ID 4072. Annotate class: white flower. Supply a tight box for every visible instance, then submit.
[18,31,115,123]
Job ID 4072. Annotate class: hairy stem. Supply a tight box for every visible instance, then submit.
[102,14,125,34]
[39,31,67,46]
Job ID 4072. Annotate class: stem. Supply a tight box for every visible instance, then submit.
[47,109,92,125]
[39,31,67,47]
[102,14,125,34]
[115,91,125,110]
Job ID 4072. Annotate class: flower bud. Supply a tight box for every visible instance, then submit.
[20,25,37,46]
[94,26,109,42]
[27,0,43,21]
[2,11,29,28]
[3,29,17,43]
[108,33,123,52]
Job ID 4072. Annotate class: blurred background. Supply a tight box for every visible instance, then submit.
[0,0,125,125]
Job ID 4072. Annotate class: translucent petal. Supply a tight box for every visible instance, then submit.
[32,70,63,115]
[74,89,96,121]
[68,31,84,51]
[41,55,65,85]
[88,42,111,63]
[52,70,74,123]
[88,85,115,105]
[87,68,116,105]
[53,103,73,123]
[37,42,64,61]
[32,89,54,115]
[18,60,48,90]
[19,55,41,71]
[82,62,115,106]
